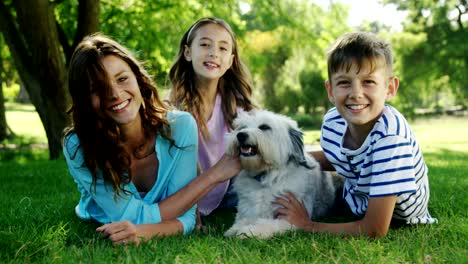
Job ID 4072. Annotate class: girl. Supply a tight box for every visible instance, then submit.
[169,17,255,216]
[64,33,240,245]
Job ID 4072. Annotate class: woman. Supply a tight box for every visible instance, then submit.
[64,33,240,245]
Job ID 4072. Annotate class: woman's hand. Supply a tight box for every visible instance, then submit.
[208,154,241,183]
[96,220,142,246]
[273,192,314,230]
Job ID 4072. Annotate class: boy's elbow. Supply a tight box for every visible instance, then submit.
[366,225,389,239]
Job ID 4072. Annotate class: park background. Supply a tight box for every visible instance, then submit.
[0,0,467,263]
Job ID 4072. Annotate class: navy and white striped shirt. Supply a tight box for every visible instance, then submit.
[321,105,437,224]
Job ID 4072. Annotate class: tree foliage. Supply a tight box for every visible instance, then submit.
[385,0,467,113]
[1,0,464,157]
[0,0,99,159]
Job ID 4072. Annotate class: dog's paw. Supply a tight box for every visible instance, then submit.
[224,227,238,237]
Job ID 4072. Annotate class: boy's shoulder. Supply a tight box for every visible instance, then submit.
[374,105,412,138]
[323,107,344,124]
[321,105,412,140]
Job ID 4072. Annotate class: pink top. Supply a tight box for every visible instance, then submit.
[197,94,235,216]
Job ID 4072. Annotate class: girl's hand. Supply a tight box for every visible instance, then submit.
[96,220,142,246]
[273,192,313,229]
[209,154,241,183]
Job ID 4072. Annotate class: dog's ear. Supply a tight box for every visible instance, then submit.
[288,127,306,162]
[288,127,315,169]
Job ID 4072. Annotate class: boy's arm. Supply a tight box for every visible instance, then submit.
[308,150,335,171]
[275,193,396,238]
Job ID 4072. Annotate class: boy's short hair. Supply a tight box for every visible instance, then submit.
[326,32,394,83]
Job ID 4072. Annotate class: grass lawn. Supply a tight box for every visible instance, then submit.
[1,104,467,263]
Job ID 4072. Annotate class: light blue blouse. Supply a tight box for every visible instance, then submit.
[63,110,198,234]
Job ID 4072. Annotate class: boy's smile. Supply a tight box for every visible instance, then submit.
[326,59,399,144]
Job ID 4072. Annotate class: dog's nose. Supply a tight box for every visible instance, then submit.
[236,132,248,143]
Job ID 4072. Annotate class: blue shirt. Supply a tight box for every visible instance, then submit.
[321,105,437,224]
[63,110,198,234]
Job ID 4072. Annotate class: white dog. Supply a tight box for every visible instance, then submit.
[224,110,342,239]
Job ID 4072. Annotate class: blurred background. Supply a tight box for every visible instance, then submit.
[0,0,466,159]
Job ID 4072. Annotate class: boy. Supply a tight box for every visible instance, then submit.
[274,32,437,238]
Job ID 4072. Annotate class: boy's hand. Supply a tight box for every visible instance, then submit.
[273,192,313,229]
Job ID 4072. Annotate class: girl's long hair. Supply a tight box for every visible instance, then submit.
[65,33,173,196]
[169,17,255,138]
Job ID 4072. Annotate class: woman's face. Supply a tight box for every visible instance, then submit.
[91,55,143,127]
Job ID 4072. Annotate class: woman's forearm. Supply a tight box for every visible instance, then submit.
[157,154,240,221]
[137,219,184,241]
[158,165,223,220]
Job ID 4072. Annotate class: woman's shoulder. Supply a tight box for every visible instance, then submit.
[63,131,80,152]
[62,131,84,165]
[166,110,198,138]
[166,110,196,126]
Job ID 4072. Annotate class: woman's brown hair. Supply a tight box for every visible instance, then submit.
[65,33,173,196]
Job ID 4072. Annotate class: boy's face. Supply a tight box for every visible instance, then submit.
[325,59,399,134]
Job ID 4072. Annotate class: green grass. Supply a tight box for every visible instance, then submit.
[3,102,47,145]
[1,105,467,263]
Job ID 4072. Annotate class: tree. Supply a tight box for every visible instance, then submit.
[0,35,13,140]
[0,0,99,159]
[385,0,467,110]
[241,0,350,113]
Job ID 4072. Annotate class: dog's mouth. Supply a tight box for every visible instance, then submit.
[239,144,258,157]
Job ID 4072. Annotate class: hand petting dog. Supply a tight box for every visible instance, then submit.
[274,192,312,230]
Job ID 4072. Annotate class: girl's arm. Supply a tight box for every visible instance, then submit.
[275,192,396,238]
[308,150,335,171]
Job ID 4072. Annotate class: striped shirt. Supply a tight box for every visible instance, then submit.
[321,105,437,224]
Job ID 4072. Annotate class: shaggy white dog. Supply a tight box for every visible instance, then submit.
[224,110,342,239]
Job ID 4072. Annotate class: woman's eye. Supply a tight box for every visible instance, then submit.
[258,124,271,131]
[119,76,128,82]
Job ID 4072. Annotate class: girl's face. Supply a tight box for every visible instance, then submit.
[184,23,234,82]
[91,55,143,127]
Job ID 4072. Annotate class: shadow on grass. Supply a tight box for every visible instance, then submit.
[0,134,49,162]
[423,148,466,168]
[0,149,50,163]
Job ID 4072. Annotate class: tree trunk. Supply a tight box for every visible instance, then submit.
[0,0,99,159]
[0,72,10,141]
[12,0,69,159]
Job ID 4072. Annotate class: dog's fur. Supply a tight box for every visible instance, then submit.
[224,110,343,238]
